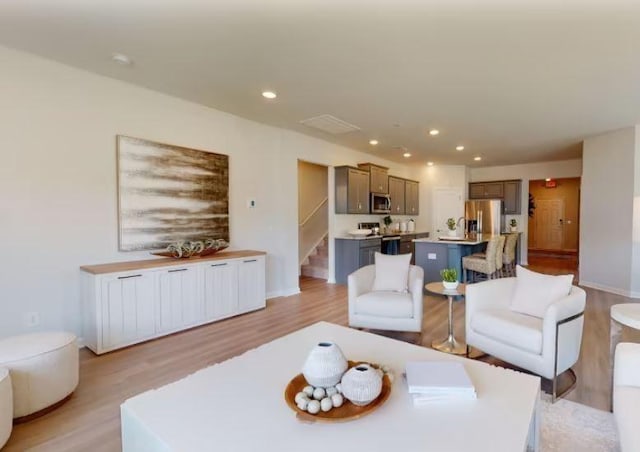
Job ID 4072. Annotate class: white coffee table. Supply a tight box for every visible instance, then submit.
[121,322,540,452]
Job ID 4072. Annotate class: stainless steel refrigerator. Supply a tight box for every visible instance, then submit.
[465,199,503,235]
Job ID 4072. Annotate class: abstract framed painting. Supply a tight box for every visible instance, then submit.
[117,135,229,251]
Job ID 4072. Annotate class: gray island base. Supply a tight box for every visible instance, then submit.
[414,235,494,283]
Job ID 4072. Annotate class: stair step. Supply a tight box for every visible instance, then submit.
[301,265,328,280]
[315,245,328,257]
[309,254,328,267]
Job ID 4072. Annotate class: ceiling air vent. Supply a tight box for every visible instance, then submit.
[299,114,361,135]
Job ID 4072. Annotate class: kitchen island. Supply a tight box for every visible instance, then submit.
[413,235,496,283]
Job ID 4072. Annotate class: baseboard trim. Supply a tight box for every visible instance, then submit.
[579,280,640,299]
[267,287,301,299]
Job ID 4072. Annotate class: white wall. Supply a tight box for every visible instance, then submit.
[470,159,583,264]
[411,165,468,234]
[581,127,636,296]
[0,45,425,339]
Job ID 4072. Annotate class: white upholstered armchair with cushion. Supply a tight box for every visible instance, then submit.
[465,266,586,402]
[614,342,640,452]
[348,252,424,333]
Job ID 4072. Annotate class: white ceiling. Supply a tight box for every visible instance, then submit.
[1,0,639,166]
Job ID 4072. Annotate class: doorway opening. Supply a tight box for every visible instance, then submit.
[297,160,329,285]
[527,177,580,276]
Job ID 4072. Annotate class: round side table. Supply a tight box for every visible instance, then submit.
[425,282,466,355]
[609,304,640,410]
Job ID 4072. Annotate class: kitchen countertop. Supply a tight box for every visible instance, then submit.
[336,231,429,240]
[413,234,500,246]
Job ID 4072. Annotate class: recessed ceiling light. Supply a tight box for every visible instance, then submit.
[403,153,412,158]
[456,145,465,151]
[111,53,133,66]
[262,91,277,99]
[545,178,551,182]
[429,129,439,136]
[427,161,434,166]
[369,139,379,146]
[474,156,482,161]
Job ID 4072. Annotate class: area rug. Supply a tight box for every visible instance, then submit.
[540,396,620,451]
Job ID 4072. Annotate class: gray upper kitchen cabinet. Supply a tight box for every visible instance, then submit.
[335,166,370,214]
[388,176,406,215]
[405,180,420,215]
[469,181,504,199]
[503,180,521,214]
[469,179,521,214]
[358,163,389,193]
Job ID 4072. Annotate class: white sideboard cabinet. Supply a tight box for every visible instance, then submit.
[81,250,266,354]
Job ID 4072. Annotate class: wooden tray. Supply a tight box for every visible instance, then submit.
[284,361,391,423]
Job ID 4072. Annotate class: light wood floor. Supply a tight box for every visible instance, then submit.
[5,259,637,451]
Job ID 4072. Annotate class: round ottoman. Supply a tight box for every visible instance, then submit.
[0,332,78,419]
[0,368,12,448]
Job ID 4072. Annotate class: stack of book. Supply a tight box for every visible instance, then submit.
[405,361,477,405]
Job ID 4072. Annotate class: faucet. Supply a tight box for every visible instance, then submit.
[457,217,466,237]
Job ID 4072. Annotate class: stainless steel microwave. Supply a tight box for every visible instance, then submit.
[370,192,391,214]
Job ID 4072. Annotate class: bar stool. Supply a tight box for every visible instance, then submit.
[494,235,506,277]
[502,233,519,277]
[462,236,501,283]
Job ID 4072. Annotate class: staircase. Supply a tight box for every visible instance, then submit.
[301,236,328,280]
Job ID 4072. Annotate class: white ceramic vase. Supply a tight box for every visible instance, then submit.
[448,229,457,237]
[443,280,459,290]
[340,363,383,406]
[302,342,348,388]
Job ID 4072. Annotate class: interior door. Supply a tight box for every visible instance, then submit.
[536,199,565,250]
[433,188,464,235]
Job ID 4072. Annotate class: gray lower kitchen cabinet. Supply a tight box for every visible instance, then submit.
[335,238,382,284]
[335,166,370,214]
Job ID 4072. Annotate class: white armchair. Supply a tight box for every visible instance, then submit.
[348,264,424,333]
[614,342,640,452]
[465,277,586,401]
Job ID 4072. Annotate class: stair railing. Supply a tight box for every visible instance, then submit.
[299,197,328,266]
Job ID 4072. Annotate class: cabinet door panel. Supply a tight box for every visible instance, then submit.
[100,273,154,349]
[389,177,405,215]
[469,183,485,199]
[347,169,360,213]
[238,258,266,313]
[357,171,370,213]
[371,167,388,193]
[503,181,521,214]
[484,182,504,198]
[203,261,239,320]
[156,267,200,333]
[405,181,419,215]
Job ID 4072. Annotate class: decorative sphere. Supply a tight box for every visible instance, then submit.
[302,386,314,397]
[312,387,326,400]
[307,399,321,414]
[325,386,338,397]
[335,383,342,393]
[294,392,309,405]
[320,397,333,412]
[331,393,344,408]
[297,398,309,411]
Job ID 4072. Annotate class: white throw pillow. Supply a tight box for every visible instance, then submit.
[510,265,574,318]
[372,252,412,292]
